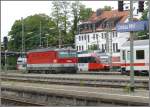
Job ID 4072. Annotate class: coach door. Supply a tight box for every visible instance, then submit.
[78,57,88,71]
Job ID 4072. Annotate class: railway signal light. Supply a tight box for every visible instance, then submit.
[3,36,8,50]
[138,1,144,12]
[118,1,124,11]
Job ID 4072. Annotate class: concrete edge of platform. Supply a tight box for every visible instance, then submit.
[1,84,149,106]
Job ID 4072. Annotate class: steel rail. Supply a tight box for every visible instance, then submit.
[1,75,148,89]
[1,96,45,106]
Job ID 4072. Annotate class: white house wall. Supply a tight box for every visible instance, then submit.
[75,31,130,55]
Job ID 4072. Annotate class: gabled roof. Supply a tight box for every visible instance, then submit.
[81,10,129,24]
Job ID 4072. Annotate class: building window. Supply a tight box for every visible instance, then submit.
[137,9,139,14]
[125,6,129,10]
[122,50,126,60]
[113,32,117,37]
[102,44,104,51]
[115,32,118,37]
[103,44,106,50]
[116,43,118,52]
[82,36,84,41]
[104,33,107,39]
[79,36,81,41]
[136,50,144,59]
[76,46,78,51]
[96,34,99,39]
[79,46,81,51]
[113,43,115,52]
[82,45,84,50]
[101,33,103,39]
[87,35,90,42]
[93,34,95,40]
[116,43,120,52]
[84,35,86,40]
[112,32,114,38]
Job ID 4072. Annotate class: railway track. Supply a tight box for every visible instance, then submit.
[2,96,45,106]
[1,74,148,89]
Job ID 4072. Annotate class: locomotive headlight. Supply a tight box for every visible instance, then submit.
[67,60,72,62]
[53,59,57,63]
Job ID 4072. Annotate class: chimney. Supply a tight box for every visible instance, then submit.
[96,8,103,16]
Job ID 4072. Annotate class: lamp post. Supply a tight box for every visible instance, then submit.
[148,1,150,106]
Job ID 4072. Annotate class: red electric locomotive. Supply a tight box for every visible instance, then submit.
[26,48,77,73]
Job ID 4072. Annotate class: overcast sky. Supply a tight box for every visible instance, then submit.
[1,1,118,41]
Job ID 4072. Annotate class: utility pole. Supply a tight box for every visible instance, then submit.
[40,21,42,47]
[106,22,112,72]
[96,34,99,50]
[148,1,150,106]
[58,28,61,48]
[0,27,2,106]
[129,0,134,92]
[47,37,48,47]
[86,35,88,50]
[21,17,25,57]
[109,30,112,72]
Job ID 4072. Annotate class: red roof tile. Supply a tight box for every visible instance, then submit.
[82,10,129,24]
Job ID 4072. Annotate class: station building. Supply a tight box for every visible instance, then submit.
[75,2,142,62]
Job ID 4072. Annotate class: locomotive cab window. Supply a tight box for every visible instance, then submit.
[58,51,76,58]
[136,50,144,59]
[78,57,96,63]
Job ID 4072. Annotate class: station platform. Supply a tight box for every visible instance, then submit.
[2,81,149,106]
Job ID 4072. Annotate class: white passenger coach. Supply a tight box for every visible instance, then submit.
[120,39,149,75]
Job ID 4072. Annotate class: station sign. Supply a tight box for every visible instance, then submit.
[116,21,148,32]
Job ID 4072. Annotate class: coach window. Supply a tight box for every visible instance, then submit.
[136,50,144,59]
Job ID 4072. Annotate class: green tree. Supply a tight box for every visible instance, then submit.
[8,14,57,51]
[71,1,81,36]
[137,2,148,40]
[69,1,93,45]
[89,44,98,50]
[103,6,112,11]
[79,5,93,21]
